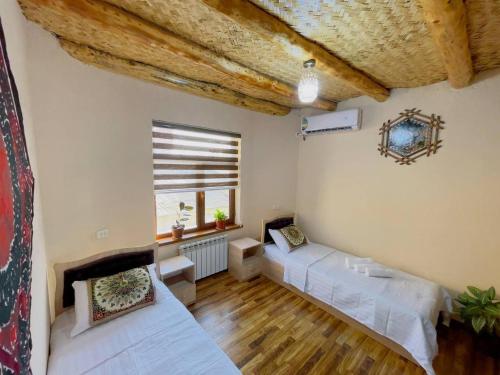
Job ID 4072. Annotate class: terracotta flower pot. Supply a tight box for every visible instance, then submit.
[172,226,184,240]
[215,220,226,230]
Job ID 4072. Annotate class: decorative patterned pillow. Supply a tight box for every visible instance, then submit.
[269,225,307,252]
[279,225,307,250]
[71,265,158,337]
[87,266,155,326]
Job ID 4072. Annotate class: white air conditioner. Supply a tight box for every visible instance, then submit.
[300,108,362,137]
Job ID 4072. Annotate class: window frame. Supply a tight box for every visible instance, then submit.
[156,189,236,240]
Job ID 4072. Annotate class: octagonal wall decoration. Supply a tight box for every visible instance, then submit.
[378,108,444,165]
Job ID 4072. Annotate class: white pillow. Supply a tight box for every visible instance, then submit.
[71,279,90,337]
[70,264,158,337]
[146,263,161,284]
[269,229,292,252]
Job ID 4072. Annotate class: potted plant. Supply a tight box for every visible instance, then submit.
[213,209,228,230]
[455,286,500,357]
[171,202,193,240]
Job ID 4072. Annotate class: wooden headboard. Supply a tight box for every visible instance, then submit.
[53,243,159,316]
[260,214,295,244]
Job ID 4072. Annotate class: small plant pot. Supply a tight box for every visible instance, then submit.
[215,220,227,231]
[172,226,184,240]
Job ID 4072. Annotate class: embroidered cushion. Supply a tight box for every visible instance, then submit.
[269,225,307,252]
[87,266,155,326]
[71,265,157,337]
[279,225,307,250]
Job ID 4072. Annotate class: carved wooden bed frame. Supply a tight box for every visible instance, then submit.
[259,214,419,366]
[53,243,159,317]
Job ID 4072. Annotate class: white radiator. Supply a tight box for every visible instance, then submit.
[178,235,228,280]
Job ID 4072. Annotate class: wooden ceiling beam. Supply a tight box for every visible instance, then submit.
[419,0,474,88]
[59,40,290,116]
[201,0,390,102]
[18,0,336,112]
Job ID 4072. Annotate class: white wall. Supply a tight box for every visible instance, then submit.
[25,22,299,311]
[0,2,50,374]
[296,70,500,294]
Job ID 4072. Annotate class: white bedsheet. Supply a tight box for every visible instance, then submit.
[48,277,240,375]
[263,243,287,264]
[281,242,451,375]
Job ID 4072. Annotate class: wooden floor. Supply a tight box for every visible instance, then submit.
[189,272,500,375]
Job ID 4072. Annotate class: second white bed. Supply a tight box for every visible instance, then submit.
[263,242,451,375]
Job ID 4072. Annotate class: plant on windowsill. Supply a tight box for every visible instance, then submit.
[171,202,193,240]
[214,209,228,231]
[455,286,500,357]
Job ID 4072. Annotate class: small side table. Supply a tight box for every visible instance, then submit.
[159,256,196,306]
[228,238,262,281]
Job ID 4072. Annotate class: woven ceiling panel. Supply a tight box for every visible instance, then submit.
[18,0,309,109]
[20,0,500,113]
[250,0,448,88]
[104,0,360,102]
[466,0,500,72]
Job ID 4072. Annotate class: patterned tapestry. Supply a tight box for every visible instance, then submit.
[0,19,35,375]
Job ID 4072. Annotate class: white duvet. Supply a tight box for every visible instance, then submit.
[281,242,452,375]
[48,277,240,375]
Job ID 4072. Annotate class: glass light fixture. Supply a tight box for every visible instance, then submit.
[298,59,318,103]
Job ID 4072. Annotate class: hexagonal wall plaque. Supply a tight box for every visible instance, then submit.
[378,108,444,165]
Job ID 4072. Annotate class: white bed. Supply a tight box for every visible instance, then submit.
[263,241,452,375]
[48,245,240,375]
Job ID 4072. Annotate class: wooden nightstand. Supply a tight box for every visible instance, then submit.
[229,238,262,281]
[159,256,196,306]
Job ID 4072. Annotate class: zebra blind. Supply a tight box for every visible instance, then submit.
[152,121,241,193]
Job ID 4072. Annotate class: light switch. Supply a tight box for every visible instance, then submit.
[96,228,109,239]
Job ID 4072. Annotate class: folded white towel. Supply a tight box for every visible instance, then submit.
[345,257,373,269]
[353,263,371,273]
[364,265,393,278]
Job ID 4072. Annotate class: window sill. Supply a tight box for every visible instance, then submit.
[157,224,243,246]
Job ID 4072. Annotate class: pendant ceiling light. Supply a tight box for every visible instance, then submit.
[298,59,319,103]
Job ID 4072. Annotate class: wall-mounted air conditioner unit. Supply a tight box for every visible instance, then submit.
[299,108,362,139]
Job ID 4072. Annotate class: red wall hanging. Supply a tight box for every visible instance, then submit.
[0,18,35,375]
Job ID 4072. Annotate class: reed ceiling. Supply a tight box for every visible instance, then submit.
[18,0,500,116]
[250,0,448,88]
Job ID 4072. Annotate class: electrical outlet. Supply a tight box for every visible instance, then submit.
[272,205,280,210]
[96,228,109,240]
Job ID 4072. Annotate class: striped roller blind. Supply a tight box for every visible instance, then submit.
[152,121,241,193]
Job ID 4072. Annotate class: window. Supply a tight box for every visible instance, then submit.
[152,121,240,238]
[156,191,197,235]
[204,189,230,224]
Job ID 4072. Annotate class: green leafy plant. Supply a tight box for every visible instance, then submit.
[174,201,193,228]
[213,209,228,221]
[455,286,500,335]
